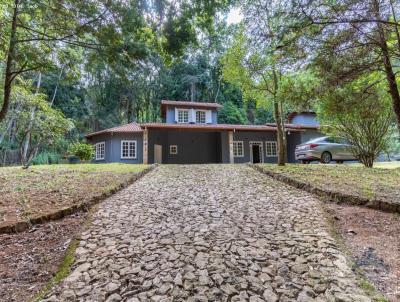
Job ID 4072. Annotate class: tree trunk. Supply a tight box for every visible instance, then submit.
[273,99,286,166]
[22,72,41,162]
[389,0,400,56]
[279,98,287,162]
[373,0,400,131]
[271,68,286,166]
[360,154,374,168]
[190,82,195,102]
[50,67,64,106]
[0,0,19,123]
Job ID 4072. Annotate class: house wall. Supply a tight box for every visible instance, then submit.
[300,129,324,143]
[166,107,175,123]
[148,130,221,164]
[89,133,143,164]
[232,131,280,163]
[287,132,302,163]
[220,132,230,163]
[291,114,320,126]
[148,130,168,163]
[87,129,317,164]
[165,106,218,124]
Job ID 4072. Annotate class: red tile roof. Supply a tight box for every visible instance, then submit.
[85,122,143,138]
[85,122,307,138]
[265,123,319,130]
[161,100,223,109]
[140,123,302,132]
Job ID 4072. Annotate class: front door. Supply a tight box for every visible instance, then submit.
[250,142,263,163]
[154,144,162,164]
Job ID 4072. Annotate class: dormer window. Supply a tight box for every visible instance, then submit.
[177,109,189,123]
[196,110,206,124]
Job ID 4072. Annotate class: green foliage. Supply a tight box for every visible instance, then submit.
[31,151,61,165]
[218,101,248,124]
[0,77,74,166]
[318,75,394,167]
[67,142,94,160]
[10,79,74,147]
[277,71,320,111]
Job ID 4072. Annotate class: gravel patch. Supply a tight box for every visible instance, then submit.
[44,165,372,301]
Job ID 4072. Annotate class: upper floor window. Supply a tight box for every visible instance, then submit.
[266,141,277,157]
[121,140,137,159]
[95,142,105,160]
[177,110,189,123]
[196,110,206,124]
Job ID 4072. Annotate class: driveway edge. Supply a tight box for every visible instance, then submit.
[249,164,400,214]
[0,164,157,234]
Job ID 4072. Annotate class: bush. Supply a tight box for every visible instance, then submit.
[31,151,61,165]
[318,76,393,168]
[67,142,94,161]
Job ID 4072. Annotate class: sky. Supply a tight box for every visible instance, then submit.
[226,7,243,24]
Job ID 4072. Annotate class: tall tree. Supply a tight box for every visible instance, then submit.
[294,0,400,130]
[222,29,289,165]
[0,0,232,123]
[221,0,310,166]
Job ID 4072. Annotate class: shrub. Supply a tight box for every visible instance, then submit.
[318,76,393,168]
[31,151,61,165]
[67,142,94,161]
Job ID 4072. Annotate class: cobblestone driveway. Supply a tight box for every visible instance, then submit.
[45,165,371,302]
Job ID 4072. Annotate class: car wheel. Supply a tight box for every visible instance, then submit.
[320,152,332,164]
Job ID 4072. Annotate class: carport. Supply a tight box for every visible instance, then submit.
[147,128,225,164]
[141,123,290,164]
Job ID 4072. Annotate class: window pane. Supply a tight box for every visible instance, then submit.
[266,142,277,156]
[196,111,206,123]
[96,142,105,159]
[121,141,136,158]
[178,110,188,123]
[130,142,136,157]
[233,141,243,157]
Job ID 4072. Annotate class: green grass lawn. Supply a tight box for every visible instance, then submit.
[258,163,400,203]
[349,161,400,169]
[0,163,149,225]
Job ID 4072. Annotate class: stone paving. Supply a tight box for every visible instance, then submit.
[44,165,371,302]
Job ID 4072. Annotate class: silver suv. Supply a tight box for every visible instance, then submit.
[295,137,356,164]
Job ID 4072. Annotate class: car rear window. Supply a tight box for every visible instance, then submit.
[305,137,326,144]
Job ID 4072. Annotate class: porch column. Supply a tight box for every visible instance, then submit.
[228,130,234,163]
[143,128,148,164]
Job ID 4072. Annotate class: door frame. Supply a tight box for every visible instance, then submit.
[249,141,264,163]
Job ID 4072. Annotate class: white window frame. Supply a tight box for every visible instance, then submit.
[177,109,189,123]
[233,141,244,157]
[121,140,137,159]
[170,145,178,155]
[195,110,207,124]
[265,141,278,157]
[95,142,105,160]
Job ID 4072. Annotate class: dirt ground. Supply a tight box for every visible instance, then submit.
[325,203,400,301]
[0,212,86,302]
[0,164,148,227]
